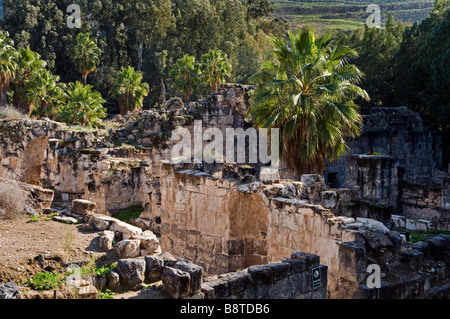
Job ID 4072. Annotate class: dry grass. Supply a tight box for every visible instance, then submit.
[0,105,28,120]
[0,181,30,220]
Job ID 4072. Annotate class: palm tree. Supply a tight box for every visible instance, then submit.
[200,49,232,94]
[0,31,17,105]
[69,33,102,86]
[250,28,370,177]
[10,47,47,116]
[27,69,66,119]
[111,66,149,115]
[58,81,106,128]
[170,54,200,102]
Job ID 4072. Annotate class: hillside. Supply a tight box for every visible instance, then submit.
[271,0,435,32]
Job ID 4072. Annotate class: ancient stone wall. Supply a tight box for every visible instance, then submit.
[159,162,363,298]
[202,252,328,299]
[345,154,399,207]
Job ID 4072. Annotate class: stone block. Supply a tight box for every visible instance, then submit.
[72,199,97,216]
[0,282,23,299]
[116,258,146,290]
[134,230,160,252]
[227,239,244,256]
[212,278,232,299]
[291,252,320,269]
[162,266,191,299]
[283,258,307,274]
[248,264,273,285]
[174,259,204,295]
[99,230,115,251]
[116,239,141,259]
[111,220,143,240]
[222,271,253,295]
[269,262,291,281]
[268,277,290,299]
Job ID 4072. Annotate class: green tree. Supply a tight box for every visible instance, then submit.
[111,66,149,115]
[250,29,369,177]
[245,0,273,21]
[170,54,200,102]
[200,49,232,94]
[69,33,102,86]
[28,69,66,119]
[124,0,175,71]
[394,1,450,133]
[58,81,106,128]
[10,47,47,115]
[0,31,17,106]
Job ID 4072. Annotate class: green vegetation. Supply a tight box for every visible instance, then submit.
[25,271,65,291]
[250,28,368,176]
[111,66,149,115]
[0,0,448,167]
[97,289,115,299]
[409,230,450,243]
[114,205,144,223]
[271,0,435,33]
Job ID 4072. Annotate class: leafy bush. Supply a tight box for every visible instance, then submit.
[26,272,64,291]
[97,289,115,299]
[57,81,106,128]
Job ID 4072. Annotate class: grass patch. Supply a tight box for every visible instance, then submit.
[113,205,144,223]
[409,230,450,243]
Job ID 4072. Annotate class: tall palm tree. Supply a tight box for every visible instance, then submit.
[59,81,106,128]
[250,28,370,177]
[170,54,200,102]
[111,66,149,115]
[200,49,232,94]
[69,33,102,86]
[10,47,47,116]
[0,31,17,105]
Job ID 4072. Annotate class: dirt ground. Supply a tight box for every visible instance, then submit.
[0,214,111,285]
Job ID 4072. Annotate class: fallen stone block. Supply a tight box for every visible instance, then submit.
[173,259,203,295]
[116,239,141,259]
[72,199,97,216]
[99,230,115,251]
[162,266,191,299]
[134,230,160,252]
[110,220,142,240]
[116,258,146,290]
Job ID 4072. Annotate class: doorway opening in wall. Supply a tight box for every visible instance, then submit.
[327,172,339,189]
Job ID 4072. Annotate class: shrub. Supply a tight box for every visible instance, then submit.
[0,105,28,120]
[0,181,30,220]
[26,272,64,291]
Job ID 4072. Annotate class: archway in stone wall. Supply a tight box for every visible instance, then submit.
[19,136,48,185]
[228,191,269,269]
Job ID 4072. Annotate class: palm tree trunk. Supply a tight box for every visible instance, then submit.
[83,74,87,86]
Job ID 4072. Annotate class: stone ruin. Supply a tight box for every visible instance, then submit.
[0,84,449,299]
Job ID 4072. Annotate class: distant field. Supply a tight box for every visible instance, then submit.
[271,0,435,32]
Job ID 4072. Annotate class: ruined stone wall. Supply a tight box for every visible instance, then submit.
[399,182,450,231]
[0,119,160,216]
[159,162,361,298]
[202,252,328,299]
[345,154,399,207]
